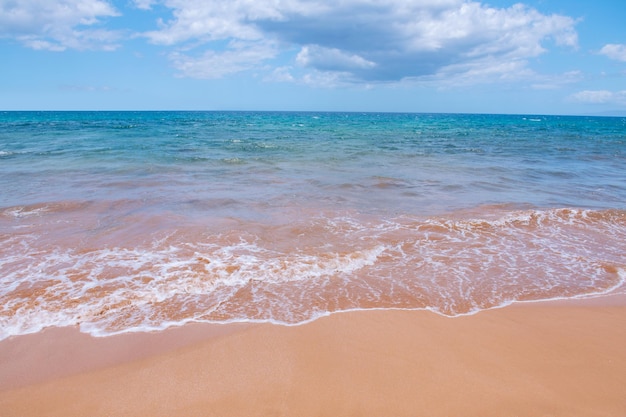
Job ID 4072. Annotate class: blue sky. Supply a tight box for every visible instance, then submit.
[1,0,625,114]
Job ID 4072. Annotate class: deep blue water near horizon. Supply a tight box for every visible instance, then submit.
[1,111,625,339]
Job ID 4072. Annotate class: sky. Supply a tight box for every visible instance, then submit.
[1,0,626,115]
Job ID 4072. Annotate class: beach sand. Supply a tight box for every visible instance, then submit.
[1,296,625,417]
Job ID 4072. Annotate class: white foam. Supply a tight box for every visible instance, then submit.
[2,206,50,218]
[0,235,390,339]
[1,208,625,340]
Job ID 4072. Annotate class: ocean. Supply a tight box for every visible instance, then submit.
[1,111,625,339]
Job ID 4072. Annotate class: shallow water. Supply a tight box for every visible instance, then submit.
[1,111,625,339]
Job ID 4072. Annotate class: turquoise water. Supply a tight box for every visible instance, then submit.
[2,111,625,213]
[1,111,625,338]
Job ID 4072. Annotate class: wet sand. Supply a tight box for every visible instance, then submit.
[1,296,625,417]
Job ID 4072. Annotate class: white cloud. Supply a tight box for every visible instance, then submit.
[0,0,120,51]
[264,67,295,83]
[143,0,280,45]
[530,70,584,90]
[132,0,156,10]
[569,90,626,105]
[599,44,626,62]
[296,46,376,71]
[301,69,350,88]
[169,41,277,79]
[426,57,535,87]
[142,0,578,84]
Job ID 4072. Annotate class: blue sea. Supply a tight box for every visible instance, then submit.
[1,111,625,339]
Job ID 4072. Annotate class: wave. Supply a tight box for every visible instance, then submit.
[1,205,624,340]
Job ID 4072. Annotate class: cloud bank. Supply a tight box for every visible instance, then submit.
[1,0,579,86]
[144,0,578,84]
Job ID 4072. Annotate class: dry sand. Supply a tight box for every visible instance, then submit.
[1,296,625,417]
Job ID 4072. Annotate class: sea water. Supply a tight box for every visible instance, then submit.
[1,111,625,339]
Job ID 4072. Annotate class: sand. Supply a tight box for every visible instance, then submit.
[1,296,625,417]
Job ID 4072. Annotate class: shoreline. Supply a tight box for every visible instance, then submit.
[1,293,625,416]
